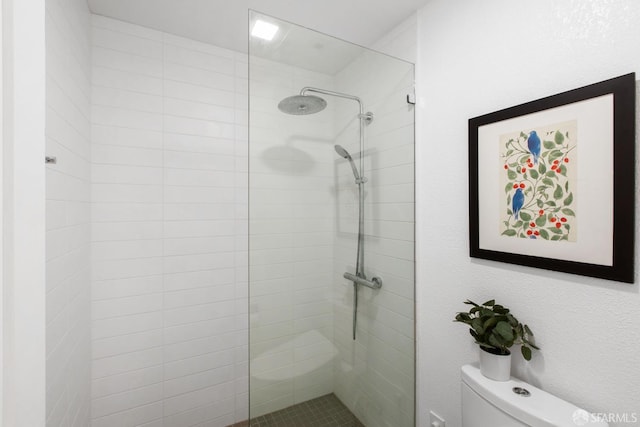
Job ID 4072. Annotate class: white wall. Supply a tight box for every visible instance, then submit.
[415,1,640,426]
[370,13,417,65]
[89,16,248,426]
[45,0,92,425]
[2,0,47,425]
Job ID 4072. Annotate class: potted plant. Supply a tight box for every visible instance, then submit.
[454,299,539,381]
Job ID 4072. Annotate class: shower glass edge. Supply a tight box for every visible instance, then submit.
[248,10,415,427]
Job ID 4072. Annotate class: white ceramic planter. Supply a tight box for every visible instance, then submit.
[479,347,511,381]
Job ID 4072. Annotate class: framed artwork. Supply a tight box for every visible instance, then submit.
[469,73,635,283]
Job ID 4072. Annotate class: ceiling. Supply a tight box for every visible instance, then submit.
[87,0,430,54]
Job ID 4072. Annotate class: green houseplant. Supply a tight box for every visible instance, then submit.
[455,299,539,380]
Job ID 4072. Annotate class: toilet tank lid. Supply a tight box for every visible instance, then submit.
[461,365,609,427]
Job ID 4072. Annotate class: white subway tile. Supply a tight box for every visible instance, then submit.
[92,329,163,360]
[164,284,235,310]
[92,275,163,301]
[93,144,163,167]
[162,381,231,417]
[163,219,236,239]
[92,257,163,281]
[92,105,163,132]
[93,183,162,204]
[163,349,234,381]
[91,203,163,223]
[164,80,235,107]
[164,43,235,75]
[46,278,69,324]
[92,66,163,96]
[92,124,163,150]
[164,115,235,139]
[92,27,163,59]
[163,252,235,274]
[163,316,236,346]
[164,98,235,123]
[163,268,235,292]
[163,332,237,363]
[92,164,163,185]
[91,382,163,418]
[92,293,164,320]
[163,236,235,256]
[92,348,163,380]
[92,86,163,114]
[93,46,163,78]
[92,311,163,340]
[163,33,235,59]
[164,62,235,91]
[164,168,235,188]
[164,133,235,156]
[91,365,163,399]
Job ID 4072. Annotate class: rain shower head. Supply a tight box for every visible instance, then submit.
[334,145,362,183]
[278,94,327,115]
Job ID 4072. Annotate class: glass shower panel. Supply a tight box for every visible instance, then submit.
[249,11,415,427]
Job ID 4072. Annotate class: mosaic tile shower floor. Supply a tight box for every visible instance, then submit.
[229,393,365,427]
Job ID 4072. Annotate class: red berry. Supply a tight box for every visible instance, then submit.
[534,231,540,236]
[550,217,557,223]
[539,210,544,215]
[513,184,519,189]
[551,165,557,170]
[555,222,562,229]
[519,183,525,189]
[526,230,533,235]
[521,167,526,173]
[560,217,567,223]
[530,222,536,227]
[527,163,534,168]
[553,160,559,165]
[564,158,569,163]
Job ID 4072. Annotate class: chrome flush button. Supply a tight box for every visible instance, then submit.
[512,387,531,397]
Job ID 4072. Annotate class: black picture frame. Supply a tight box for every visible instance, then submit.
[469,73,635,283]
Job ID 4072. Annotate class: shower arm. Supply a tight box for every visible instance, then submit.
[300,87,374,123]
[300,87,363,114]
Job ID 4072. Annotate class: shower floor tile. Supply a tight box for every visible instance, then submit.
[229,393,365,427]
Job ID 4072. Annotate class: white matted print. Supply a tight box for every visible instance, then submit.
[477,95,612,266]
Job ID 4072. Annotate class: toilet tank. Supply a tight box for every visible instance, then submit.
[461,364,609,427]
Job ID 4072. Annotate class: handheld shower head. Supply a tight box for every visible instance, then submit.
[334,145,363,183]
[334,144,351,160]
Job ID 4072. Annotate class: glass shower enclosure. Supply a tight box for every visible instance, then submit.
[248,11,415,426]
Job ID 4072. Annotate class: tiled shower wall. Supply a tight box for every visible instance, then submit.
[332,50,415,427]
[90,16,248,426]
[45,0,92,425]
[248,56,338,417]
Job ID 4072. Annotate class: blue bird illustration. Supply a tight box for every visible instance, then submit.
[527,130,541,164]
[512,188,524,220]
